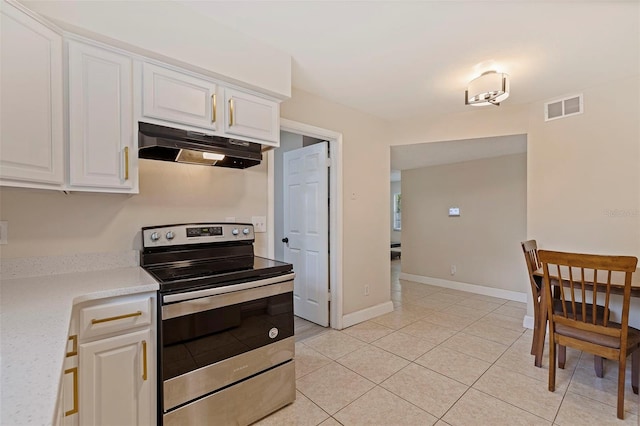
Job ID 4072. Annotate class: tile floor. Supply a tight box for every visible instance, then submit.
[256,260,640,425]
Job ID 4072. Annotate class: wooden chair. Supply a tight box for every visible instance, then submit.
[521,240,545,366]
[539,250,639,419]
[521,240,605,373]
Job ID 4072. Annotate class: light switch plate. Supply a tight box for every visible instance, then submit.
[448,207,460,217]
[252,216,267,233]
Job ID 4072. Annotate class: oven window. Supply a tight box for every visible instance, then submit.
[162,292,293,380]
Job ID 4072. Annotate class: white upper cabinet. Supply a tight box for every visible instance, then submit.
[0,1,64,188]
[142,62,218,131]
[67,40,135,192]
[224,88,280,146]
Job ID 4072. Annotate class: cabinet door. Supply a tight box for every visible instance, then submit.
[68,40,135,191]
[0,2,63,187]
[142,62,218,130]
[79,328,154,426]
[224,88,280,146]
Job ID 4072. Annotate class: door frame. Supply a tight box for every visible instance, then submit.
[267,118,343,329]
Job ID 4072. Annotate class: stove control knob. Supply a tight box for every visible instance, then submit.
[166,231,175,240]
[242,227,250,235]
[150,232,160,242]
[232,228,239,236]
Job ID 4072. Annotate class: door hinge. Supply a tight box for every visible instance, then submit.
[326,157,331,168]
[327,291,331,301]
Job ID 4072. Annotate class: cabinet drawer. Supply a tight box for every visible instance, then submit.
[79,295,152,340]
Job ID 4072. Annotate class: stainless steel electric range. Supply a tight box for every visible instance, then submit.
[140,223,295,426]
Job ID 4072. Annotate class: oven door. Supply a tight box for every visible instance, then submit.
[161,273,295,412]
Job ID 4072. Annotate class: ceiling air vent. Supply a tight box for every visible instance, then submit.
[545,94,583,121]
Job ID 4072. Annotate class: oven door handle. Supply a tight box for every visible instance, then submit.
[162,272,296,304]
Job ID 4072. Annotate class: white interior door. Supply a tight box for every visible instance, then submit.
[283,142,329,326]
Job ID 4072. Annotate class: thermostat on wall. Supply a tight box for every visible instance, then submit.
[448,207,460,217]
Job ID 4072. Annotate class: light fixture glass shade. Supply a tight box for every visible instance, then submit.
[465,71,510,106]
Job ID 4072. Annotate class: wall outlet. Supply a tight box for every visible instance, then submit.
[252,216,267,233]
[450,264,456,275]
[0,221,7,245]
[364,285,370,296]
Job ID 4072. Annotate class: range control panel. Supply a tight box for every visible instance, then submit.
[142,223,254,248]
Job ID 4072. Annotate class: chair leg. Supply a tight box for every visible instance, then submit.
[617,355,627,420]
[531,305,539,356]
[594,356,604,378]
[549,340,556,392]
[534,307,546,368]
[632,350,639,395]
[558,345,566,369]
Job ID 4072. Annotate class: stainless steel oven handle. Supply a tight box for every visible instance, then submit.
[163,272,295,304]
[162,278,294,319]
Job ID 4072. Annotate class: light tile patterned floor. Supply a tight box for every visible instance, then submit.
[256,260,640,425]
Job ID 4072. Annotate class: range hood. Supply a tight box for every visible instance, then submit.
[138,122,262,169]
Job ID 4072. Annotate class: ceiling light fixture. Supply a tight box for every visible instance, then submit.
[465,71,510,106]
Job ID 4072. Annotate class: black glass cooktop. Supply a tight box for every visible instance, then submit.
[144,256,293,294]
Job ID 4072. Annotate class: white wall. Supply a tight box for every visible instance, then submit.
[281,88,393,316]
[390,181,401,244]
[402,153,527,293]
[20,0,291,98]
[0,159,269,258]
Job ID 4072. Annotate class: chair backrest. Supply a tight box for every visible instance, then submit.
[521,240,542,300]
[538,250,638,342]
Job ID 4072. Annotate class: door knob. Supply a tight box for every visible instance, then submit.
[282,237,289,243]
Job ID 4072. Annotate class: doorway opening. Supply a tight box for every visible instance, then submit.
[267,119,343,329]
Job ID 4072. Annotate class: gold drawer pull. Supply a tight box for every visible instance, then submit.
[64,367,78,416]
[124,146,130,180]
[91,311,142,325]
[142,340,148,381]
[229,99,235,126]
[66,335,77,357]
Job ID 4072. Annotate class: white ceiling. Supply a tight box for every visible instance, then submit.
[183,1,640,121]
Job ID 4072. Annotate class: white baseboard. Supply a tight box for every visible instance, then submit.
[399,272,527,303]
[522,315,535,330]
[341,301,394,329]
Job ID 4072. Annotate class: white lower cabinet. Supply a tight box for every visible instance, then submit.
[57,293,155,426]
[79,328,154,426]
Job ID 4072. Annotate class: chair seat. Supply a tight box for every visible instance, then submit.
[555,322,640,350]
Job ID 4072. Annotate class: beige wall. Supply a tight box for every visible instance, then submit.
[390,181,401,243]
[402,153,527,293]
[392,76,639,260]
[281,88,393,315]
[0,160,269,258]
[392,75,640,316]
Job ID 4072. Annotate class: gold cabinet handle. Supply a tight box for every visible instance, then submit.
[229,99,235,126]
[91,311,142,325]
[64,367,78,416]
[66,335,78,357]
[211,94,217,124]
[124,146,129,180]
[142,340,148,381]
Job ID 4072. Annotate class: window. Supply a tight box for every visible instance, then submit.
[393,193,402,231]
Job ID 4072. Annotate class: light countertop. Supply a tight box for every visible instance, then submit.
[0,266,158,426]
